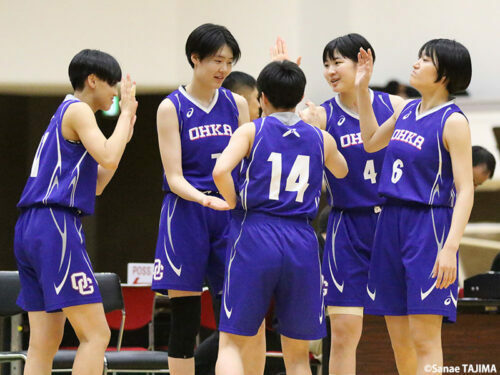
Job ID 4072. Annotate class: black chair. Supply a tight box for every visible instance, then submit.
[0,271,170,374]
[0,271,27,371]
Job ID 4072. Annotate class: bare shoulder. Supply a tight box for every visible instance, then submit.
[157,98,179,128]
[234,121,255,136]
[232,92,247,107]
[64,101,94,123]
[392,98,414,118]
[443,111,470,150]
[157,97,176,115]
[388,94,404,110]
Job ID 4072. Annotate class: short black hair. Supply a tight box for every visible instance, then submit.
[323,33,376,64]
[257,61,306,110]
[68,49,122,91]
[472,145,496,178]
[222,71,256,93]
[418,39,472,94]
[185,23,240,68]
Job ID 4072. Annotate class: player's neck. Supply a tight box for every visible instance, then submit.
[419,87,450,114]
[338,91,359,114]
[185,80,217,107]
[73,90,99,113]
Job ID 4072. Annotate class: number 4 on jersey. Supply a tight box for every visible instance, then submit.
[267,152,310,202]
[363,159,377,184]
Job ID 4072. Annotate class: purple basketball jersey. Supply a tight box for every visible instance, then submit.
[321,90,393,208]
[379,100,464,207]
[237,113,324,220]
[17,95,98,215]
[162,86,239,193]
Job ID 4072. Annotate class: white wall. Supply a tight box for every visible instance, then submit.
[1,0,499,100]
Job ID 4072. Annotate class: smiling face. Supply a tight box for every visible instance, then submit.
[192,44,234,89]
[323,51,357,93]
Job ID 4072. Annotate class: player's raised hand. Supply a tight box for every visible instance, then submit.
[119,74,138,116]
[202,195,231,211]
[355,48,373,90]
[299,101,321,126]
[270,37,302,66]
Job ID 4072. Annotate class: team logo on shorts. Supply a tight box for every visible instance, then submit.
[187,108,194,118]
[153,259,164,280]
[337,115,346,126]
[71,272,94,295]
[366,285,376,301]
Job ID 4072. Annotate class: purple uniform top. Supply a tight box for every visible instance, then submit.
[163,86,239,193]
[322,90,394,209]
[379,99,464,207]
[17,95,98,216]
[237,112,325,220]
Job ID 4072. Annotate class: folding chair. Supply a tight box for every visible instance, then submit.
[0,271,169,374]
[0,270,27,375]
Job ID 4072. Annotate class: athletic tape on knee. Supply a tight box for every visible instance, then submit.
[168,296,201,359]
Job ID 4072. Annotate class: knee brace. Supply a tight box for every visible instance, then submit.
[168,296,201,358]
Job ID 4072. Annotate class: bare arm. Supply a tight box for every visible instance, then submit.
[234,93,250,126]
[63,75,138,170]
[355,48,407,152]
[299,102,327,130]
[213,123,255,209]
[433,113,474,289]
[157,99,229,211]
[322,130,348,178]
[96,166,116,196]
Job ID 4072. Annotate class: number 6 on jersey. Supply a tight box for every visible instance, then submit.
[267,152,310,202]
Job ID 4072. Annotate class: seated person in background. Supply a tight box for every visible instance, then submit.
[472,145,496,189]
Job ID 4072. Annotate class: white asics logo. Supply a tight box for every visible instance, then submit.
[71,272,94,295]
[187,108,194,118]
[366,285,376,301]
[153,259,164,280]
[337,115,346,126]
[403,111,412,120]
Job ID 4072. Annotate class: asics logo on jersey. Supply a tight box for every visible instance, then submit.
[444,297,451,306]
[282,129,300,138]
[337,115,346,126]
[403,111,412,120]
[366,285,376,301]
[71,272,94,295]
[340,132,363,148]
[186,108,194,118]
[391,129,425,150]
[188,124,233,140]
[153,259,164,280]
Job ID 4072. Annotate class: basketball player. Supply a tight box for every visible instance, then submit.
[150,24,249,375]
[356,39,473,374]
[15,49,137,375]
[277,34,405,375]
[213,60,348,375]
[195,70,266,375]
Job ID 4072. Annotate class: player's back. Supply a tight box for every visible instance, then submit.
[237,112,324,220]
[17,95,98,215]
